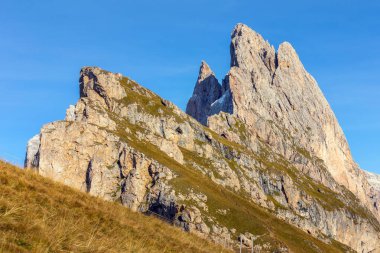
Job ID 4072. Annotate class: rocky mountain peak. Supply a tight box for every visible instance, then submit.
[79,67,126,103]
[186,61,222,125]
[198,60,213,80]
[277,42,300,68]
[230,23,277,74]
[25,24,380,253]
[189,23,380,226]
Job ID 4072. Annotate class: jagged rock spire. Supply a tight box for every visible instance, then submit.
[230,23,277,74]
[25,24,380,253]
[186,61,222,125]
[187,23,380,229]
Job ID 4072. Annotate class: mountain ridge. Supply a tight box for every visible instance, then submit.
[25,24,380,252]
[189,23,379,223]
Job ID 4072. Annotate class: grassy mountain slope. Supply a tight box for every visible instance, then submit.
[0,161,229,253]
[105,76,355,252]
[23,67,374,252]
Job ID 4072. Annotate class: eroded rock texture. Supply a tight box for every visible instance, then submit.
[186,61,222,125]
[26,24,380,253]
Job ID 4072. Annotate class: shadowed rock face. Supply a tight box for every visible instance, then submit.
[26,25,380,253]
[186,61,222,125]
[25,134,40,169]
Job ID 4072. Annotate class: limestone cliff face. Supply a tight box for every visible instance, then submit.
[366,170,380,212]
[194,23,379,224]
[26,25,380,253]
[366,171,380,192]
[186,61,222,125]
[223,24,375,214]
[25,134,40,169]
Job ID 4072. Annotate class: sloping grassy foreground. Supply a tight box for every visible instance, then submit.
[0,161,229,253]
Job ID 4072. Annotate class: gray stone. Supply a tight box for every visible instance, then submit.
[186,61,222,125]
[25,24,380,253]
[24,134,40,169]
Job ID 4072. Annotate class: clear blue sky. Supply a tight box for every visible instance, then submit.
[0,0,379,173]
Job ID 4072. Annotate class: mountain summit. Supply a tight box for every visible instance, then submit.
[186,61,222,125]
[189,23,380,226]
[26,24,380,252]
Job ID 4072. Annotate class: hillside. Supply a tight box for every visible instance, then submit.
[24,24,380,252]
[24,67,370,252]
[0,160,230,253]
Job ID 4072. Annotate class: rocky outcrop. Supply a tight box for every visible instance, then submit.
[193,23,379,224]
[188,23,380,252]
[365,170,380,212]
[186,61,222,125]
[26,25,380,253]
[226,25,370,210]
[366,171,380,192]
[24,134,40,169]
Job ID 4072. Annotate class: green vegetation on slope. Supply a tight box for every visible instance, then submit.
[109,118,353,253]
[118,77,186,123]
[211,112,378,225]
[104,76,357,252]
[0,161,229,253]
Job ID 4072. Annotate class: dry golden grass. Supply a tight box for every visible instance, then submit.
[0,160,230,253]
